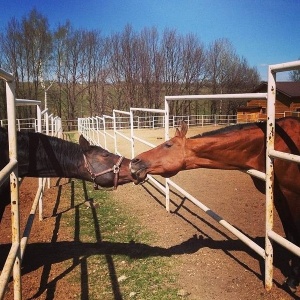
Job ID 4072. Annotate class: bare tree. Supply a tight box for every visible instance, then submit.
[161,29,182,94]
[57,27,93,119]
[161,29,183,114]
[0,49,5,118]
[207,38,260,114]
[93,36,111,115]
[0,11,262,120]
[52,22,70,117]
[289,59,300,81]
[139,27,163,109]
[1,17,27,98]
[120,25,140,108]
[106,33,126,111]
[1,10,52,118]
[179,33,208,114]
[82,30,105,116]
[21,9,52,100]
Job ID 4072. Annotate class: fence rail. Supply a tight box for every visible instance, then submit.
[73,110,298,132]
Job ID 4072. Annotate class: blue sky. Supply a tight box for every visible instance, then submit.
[0,0,299,80]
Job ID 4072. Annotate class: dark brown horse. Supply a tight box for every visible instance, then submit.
[130,117,300,290]
[0,128,134,217]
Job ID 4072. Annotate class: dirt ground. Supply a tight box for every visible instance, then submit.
[1,126,300,299]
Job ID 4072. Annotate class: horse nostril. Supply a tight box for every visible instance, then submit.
[131,158,140,164]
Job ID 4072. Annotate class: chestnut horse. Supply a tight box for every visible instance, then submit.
[0,128,134,218]
[130,116,300,290]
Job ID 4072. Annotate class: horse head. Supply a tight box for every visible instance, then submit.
[79,135,133,189]
[130,121,188,184]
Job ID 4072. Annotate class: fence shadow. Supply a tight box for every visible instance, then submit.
[0,179,203,300]
[140,179,295,295]
[0,177,296,299]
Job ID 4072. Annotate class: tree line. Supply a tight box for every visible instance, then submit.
[0,9,262,120]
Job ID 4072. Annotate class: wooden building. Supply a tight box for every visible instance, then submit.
[237,82,300,123]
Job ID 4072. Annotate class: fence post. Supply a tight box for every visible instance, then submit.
[264,66,276,291]
[103,117,108,150]
[8,79,22,300]
[130,112,135,158]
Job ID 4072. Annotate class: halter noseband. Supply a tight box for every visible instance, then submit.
[83,154,124,190]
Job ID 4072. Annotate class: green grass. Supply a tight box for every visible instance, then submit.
[62,179,180,299]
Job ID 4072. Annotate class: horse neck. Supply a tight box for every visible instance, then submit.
[185,128,265,171]
[18,133,85,179]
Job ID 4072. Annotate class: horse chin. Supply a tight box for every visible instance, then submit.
[161,170,179,178]
[131,168,148,185]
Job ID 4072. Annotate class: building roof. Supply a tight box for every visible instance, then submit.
[237,106,262,112]
[254,81,300,98]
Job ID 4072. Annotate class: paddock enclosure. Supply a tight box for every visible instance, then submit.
[1,61,300,299]
[79,60,300,292]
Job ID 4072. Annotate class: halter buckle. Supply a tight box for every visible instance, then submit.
[113,165,120,173]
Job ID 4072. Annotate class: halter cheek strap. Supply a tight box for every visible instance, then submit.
[83,154,124,190]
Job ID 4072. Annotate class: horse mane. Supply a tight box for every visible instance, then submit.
[189,117,300,139]
[0,127,9,145]
[0,127,81,163]
[190,120,267,139]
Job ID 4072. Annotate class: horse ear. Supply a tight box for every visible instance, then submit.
[175,121,188,138]
[175,128,181,137]
[180,121,188,137]
[79,135,91,152]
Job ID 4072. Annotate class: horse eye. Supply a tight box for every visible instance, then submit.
[165,142,173,148]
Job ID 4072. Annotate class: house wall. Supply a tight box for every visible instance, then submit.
[237,112,260,123]
[247,100,267,110]
[291,102,300,111]
[247,98,290,113]
[237,97,294,123]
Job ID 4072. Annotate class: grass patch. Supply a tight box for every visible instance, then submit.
[61,179,180,299]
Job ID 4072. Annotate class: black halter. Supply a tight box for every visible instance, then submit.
[83,154,124,190]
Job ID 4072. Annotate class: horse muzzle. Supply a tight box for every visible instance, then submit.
[129,159,148,184]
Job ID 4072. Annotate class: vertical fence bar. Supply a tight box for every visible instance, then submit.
[165,98,170,212]
[113,111,118,154]
[36,104,44,222]
[265,66,276,290]
[130,112,135,158]
[6,74,22,299]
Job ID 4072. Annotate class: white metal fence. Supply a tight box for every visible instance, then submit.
[0,70,63,300]
[0,114,62,137]
[78,113,237,132]
[0,69,21,300]
[65,111,300,132]
[78,60,300,291]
